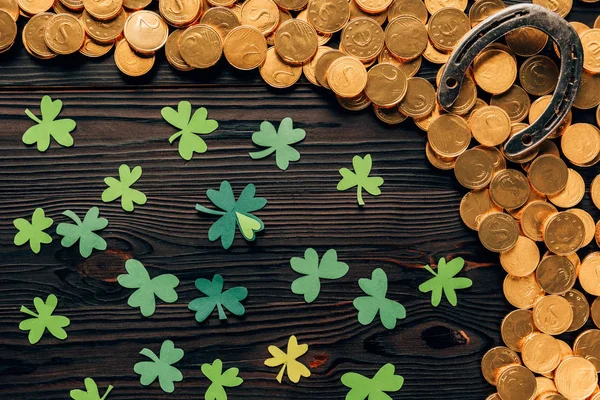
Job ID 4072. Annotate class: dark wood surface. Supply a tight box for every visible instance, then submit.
[2,2,600,398]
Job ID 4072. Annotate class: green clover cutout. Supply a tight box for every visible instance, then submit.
[102,164,147,212]
[23,95,76,152]
[70,378,113,400]
[161,101,218,161]
[337,154,384,206]
[188,274,248,323]
[56,206,108,258]
[290,248,349,303]
[353,268,406,330]
[195,180,267,249]
[134,340,184,393]
[117,259,179,317]
[341,363,404,400]
[249,117,306,171]
[201,359,243,400]
[419,257,473,307]
[13,207,53,254]
[19,294,70,344]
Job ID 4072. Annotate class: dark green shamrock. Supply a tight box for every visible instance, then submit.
[290,248,349,303]
[341,363,404,400]
[56,206,108,258]
[134,340,184,393]
[23,95,76,152]
[337,154,384,206]
[102,164,147,212]
[188,274,248,322]
[70,378,113,400]
[201,359,243,400]
[195,180,267,249]
[249,117,306,171]
[19,294,70,344]
[353,268,406,330]
[419,257,472,306]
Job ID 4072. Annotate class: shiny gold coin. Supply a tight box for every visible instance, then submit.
[506,185,545,220]
[274,0,307,11]
[532,295,573,335]
[547,169,585,208]
[469,106,511,147]
[536,256,576,295]
[475,145,505,173]
[379,48,422,77]
[0,0,19,21]
[274,19,318,65]
[574,70,600,110]
[481,346,521,386]
[83,0,122,20]
[265,10,291,46]
[555,357,597,400]
[373,104,407,124]
[442,75,478,115]
[489,169,530,210]
[384,15,427,61]
[427,113,471,158]
[579,254,600,296]
[528,95,572,139]
[303,46,332,86]
[535,377,558,398]
[340,17,384,62]
[566,208,595,247]
[165,29,193,71]
[17,0,52,14]
[519,55,559,96]
[424,0,466,14]
[200,7,240,41]
[591,297,600,329]
[327,56,367,98]
[573,329,600,372]
[500,236,539,277]
[114,39,155,76]
[397,77,435,117]
[597,221,600,248]
[520,201,556,242]
[83,9,126,43]
[259,47,302,88]
[428,8,469,52]
[387,0,427,24]
[532,0,571,17]
[522,332,562,374]
[178,24,222,69]
[496,365,537,400]
[454,148,494,190]
[80,37,114,57]
[307,0,350,34]
[159,0,201,27]
[505,27,548,57]
[422,40,449,64]
[355,0,391,14]
[479,212,519,253]
[563,289,590,332]
[473,49,516,95]
[208,0,234,6]
[240,0,279,35]
[543,211,585,255]
[581,29,600,74]
[593,175,600,210]
[469,0,505,27]
[425,142,456,170]
[223,26,268,70]
[364,63,407,107]
[490,85,530,123]
[122,0,151,10]
[337,92,372,111]
[414,103,444,132]
[561,124,600,166]
[44,14,85,55]
[22,12,55,59]
[503,273,545,309]
[501,309,538,352]
[123,11,168,54]
[315,49,345,89]
[528,155,568,196]
[349,0,387,25]
[459,189,502,230]
[54,0,83,16]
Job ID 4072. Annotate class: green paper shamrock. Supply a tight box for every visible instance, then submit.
[341,363,404,400]
[419,257,472,307]
[56,207,108,258]
[23,95,76,152]
[134,340,184,393]
[70,378,113,400]
[13,208,53,254]
[353,268,406,330]
[249,117,306,170]
[290,248,349,303]
[337,154,384,206]
[117,259,179,317]
[19,294,70,344]
[188,274,248,322]
[201,359,243,400]
[102,164,147,212]
[161,101,218,161]
[195,180,267,249]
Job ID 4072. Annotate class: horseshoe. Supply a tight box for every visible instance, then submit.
[437,4,583,158]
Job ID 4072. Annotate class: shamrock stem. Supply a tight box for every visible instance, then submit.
[195,204,226,216]
[168,131,184,144]
[216,303,227,320]
[276,365,286,383]
[20,306,39,318]
[24,109,42,124]
[357,187,365,206]
[139,348,160,363]
[100,385,114,400]
[249,148,276,160]
[424,265,437,276]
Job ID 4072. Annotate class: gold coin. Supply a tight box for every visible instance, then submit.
[396,77,434,117]
[355,0,391,14]
[223,26,268,70]
[593,175,600,210]
[379,48,422,77]
[506,185,544,219]
[274,19,318,65]
[44,14,85,55]
[349,0,386,25]
[82,9,126,43]
[327,56,367,98]
[274,0,307,11]
[489,169,530,210]
[414,103,444,132]
[496,365,537,400]
[337,92,372,111]
[566,209,595,247]
[574,70,600,110]
[520,201,556,242]
[547,169,585,208]
[422,39,449,64]
[428,8,469,52]
[490,85,530,123]
[297,9,333,46]
[123,11,168,54]
[83,0,122,20]
[503,273,545,309]
[532,0,571,17]
[114,39,155,76]
[535,377,558,398]
[555,357,597,400]
[387,0,427,24]
[165,29,193,71]
[528,95,572,139]
[591,297,600,329]
[479,212,519,252]
[454,148,494,190]
[505,27,548,57]
[536,256,576,295]
[314,49,345,88]
[522,332,562,373]
[265,10,291,46]
[500,236,539,277]
[561,124,600,166]
[469,0,505,27]
[469,106,511,147]
[384,15,427,61]
[481,346,521,386]
[159,0,201,27]
[240,0,279,35]
[581,29,600,74]
[485,394,501,400]
[473,49,516,94]
[208,0,234,6]
[597,221,600,248]
[441,75,478,115]
[519,55,559,96]
[364,64,407,107]
[465,98,488,124]
[373,104,407,124]
[563,289,590,332]
[303,45,332,86]
[307,0,350,34]
[0,0,20,21]
[424,0,466,14]
[459,189,502,230]
[501,309,538,352]
[17,0,52,14]
[80,37,114,57]
[425,142,456,170]
[579,254,600,296]
[54,0,83,16]
[428,113,471,158]
[340,17,384,62]
[122,0,151,9]
[178,24,222,69]
[476,145,505,173]
[22,12,54,59]
[528,155,568,196]
[543,211,585,256]
[200,7,240,41]
[259,47,302,88]
[573,329,600,372]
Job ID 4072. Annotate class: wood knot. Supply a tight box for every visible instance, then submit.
[421,325,470,349]
[309,354,328,369]
[79,249,131,282]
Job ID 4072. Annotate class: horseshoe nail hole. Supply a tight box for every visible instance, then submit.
[521,134,533,146]
[446,77,458,89]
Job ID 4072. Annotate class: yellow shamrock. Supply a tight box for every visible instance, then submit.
[264,335,311,384]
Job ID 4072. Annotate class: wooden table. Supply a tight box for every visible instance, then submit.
[2,2,600,398]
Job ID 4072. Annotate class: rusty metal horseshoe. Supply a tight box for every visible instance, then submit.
[437,4,583,158]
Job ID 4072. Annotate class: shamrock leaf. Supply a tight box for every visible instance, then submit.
[23,95,76,152]
[341,363,404,400]
[337,154,384,206]
[188,274,248,322]
[353,268,406,330]
[13,208,53,254]
[264,335,310,384]
[56,207,108,258]
[134,340,184,393]
[161,101,218,161]
[201,359,243,400]
[19,294,70,344]
[102,164,147,212]
[117,259,179,317]
[70,378,113,400]
[419,257,472,307]
[195,180,267,249]
[290,248,349,303]
[249,117,306,170]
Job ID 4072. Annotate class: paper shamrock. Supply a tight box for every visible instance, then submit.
[249,117,306,171]
[264,335,310,384]
[19,294,70,344]
[337,154,384,206]
[13,208,53,254]
[134,340,184,393]
[70,378,113,400]
[290,248,349,303]
[353,268,406,330]
[341,363,404,400]
[188,274,248,323]
[23,95,76,152]
[201,359,243,400]
[161,101,218,161]
[419,257,472,307]
[102,164,147,212]
[56,207,108,258]
[117,259,179,317]
[195,180,267,249]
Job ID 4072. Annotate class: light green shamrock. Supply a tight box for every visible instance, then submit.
[134,340,184,393]
[337,154,384,206]
[290,248,349,303]
[19,294,70,344]
[341,363,404,400]
[249,117,306,171]
[13,208,53,254]
[56,206,108,258]
[201,359,243,400]
[353,268,406,330]
[70,378,113,400]
[23,95,76,152]
[102,164,147,212]
[419,257,473,307]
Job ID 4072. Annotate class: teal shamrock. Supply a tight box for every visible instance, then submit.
[353,268,406,330]
[102,164,147,212]
[341,363,404,400]
[249,117,306,170]
[56,207,108,258]
[188,274,248,322]
[13,208,53,254]
[23,95,76,152]
[419,257,472,306]
[290,248,349,303]
[201,359,243,400]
